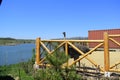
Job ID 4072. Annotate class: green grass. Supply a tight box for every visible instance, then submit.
[0,63,34,80]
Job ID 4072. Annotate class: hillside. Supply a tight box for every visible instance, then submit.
[0,37,35,46]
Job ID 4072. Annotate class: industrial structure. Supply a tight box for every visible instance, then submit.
[88,29,120,50]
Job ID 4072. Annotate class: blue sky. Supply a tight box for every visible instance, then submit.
[0,0,120,39]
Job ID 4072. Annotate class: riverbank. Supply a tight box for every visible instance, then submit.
[0,47,36,80]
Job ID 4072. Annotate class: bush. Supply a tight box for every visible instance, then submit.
[34,50,82,80]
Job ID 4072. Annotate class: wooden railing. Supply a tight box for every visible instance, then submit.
[35,32,120,73]
[109,34,120,72]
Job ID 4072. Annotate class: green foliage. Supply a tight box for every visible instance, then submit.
[20,48,35,75]
[0,64,34,80]
[46,50,69,69]
[64,68,82,80]
[34,49,82,80]
[35,68,63,80]
[0,65,7,76]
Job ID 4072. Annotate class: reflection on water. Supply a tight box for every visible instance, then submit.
[0,44,35,65]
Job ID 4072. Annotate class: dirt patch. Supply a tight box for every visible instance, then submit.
[79,51,120,69]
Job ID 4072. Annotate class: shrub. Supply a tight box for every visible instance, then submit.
[35,49,82,80]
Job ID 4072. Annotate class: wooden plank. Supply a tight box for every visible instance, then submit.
[40,42,51,54]
[109,38,120,46]
[109,69,120,73]
[110,61,120,69]
[68,43,103,70]
[109,34,120,37]
[39,41,65,63]
[41,40,104,43]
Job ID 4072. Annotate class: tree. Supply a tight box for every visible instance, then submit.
[35,49,82,80]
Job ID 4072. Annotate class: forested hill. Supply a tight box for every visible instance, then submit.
[0,37,16,40]
[0,37,35,46]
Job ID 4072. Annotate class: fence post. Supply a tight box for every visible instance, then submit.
[104,32,110,77]
[65,41,68,66]
[35,37,40,69]
[63,32,69,67]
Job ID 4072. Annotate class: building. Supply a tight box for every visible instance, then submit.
[88,29,120,49]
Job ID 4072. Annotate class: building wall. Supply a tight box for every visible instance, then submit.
[88,29,120,49]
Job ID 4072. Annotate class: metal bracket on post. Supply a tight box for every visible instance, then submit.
[104,71,111,77]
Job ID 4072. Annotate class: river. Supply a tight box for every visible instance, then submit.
[0,43,35,66]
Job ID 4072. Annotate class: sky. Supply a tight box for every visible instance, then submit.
[0,0,120,39]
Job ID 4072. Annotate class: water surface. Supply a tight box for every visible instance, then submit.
[0,44,35,65]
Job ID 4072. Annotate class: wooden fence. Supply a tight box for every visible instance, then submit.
[35,32,120,74]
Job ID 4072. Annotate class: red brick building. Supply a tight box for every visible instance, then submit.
[88,29,120,49]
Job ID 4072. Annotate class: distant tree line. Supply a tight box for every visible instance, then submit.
[0,37,16,40]
[0,37,35,45]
